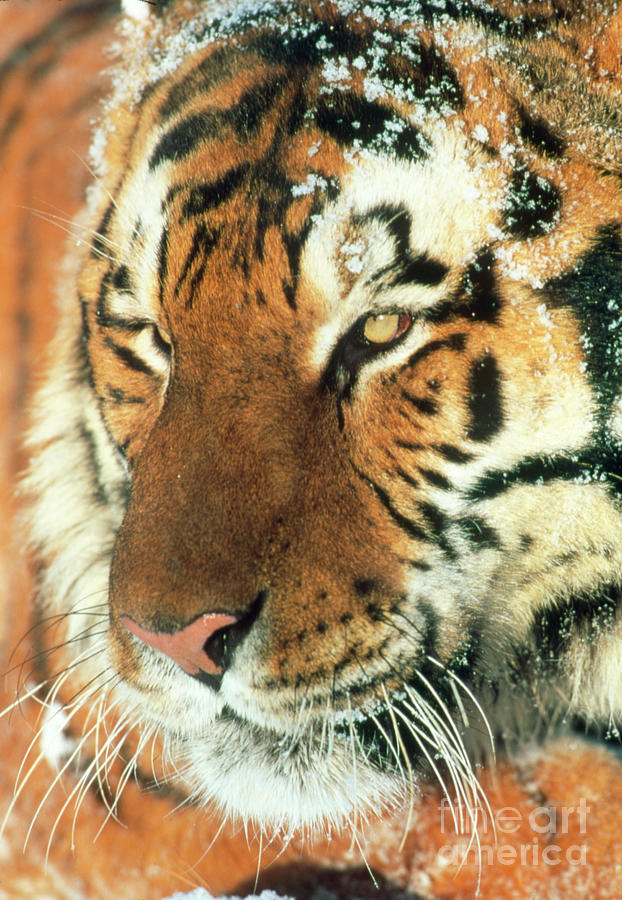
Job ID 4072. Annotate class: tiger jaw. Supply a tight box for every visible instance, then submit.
[114,634,459,830]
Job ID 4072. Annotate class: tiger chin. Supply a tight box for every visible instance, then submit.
[19,0,622,842]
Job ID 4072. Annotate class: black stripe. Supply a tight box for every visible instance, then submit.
[250,14,463,114]
[435,444,474,464]
[458,517,501,550]
[468,449,622,501]
[158,226,169,307]
[359,473,428,543]
[78,296,95,388]
[158,47,233,120]
[180,163,251,220]
[227,77,285,139]
[173,222,221,305]
[532,589,620,666]
[363,205,448,287]
[249,17,371,69]
[96,313,150,332]
[504,166,561,239]
[546,226,622,427]
[386,0,574,37]
[405,332,467,371]
[456,249,502,324]
[390,254,448,287]
[104,338,156,377]
[518,108,566,158]
[316,95,428,162]
[415,250,502,327]
[91,201,115,258]
[395,467,419,488]
[96,272,111,324]
[418,468,452,490]
[401,390,437,415]
[396,440,425,452]
[417,502,456,560]
[150,111,221,168]
[466,354,504,442]
[285,83,307,136]
[112,265,132,293]
[77,422,109,505]
[107,387,146,405]
[399,37,463,110]
[80,295,91,343]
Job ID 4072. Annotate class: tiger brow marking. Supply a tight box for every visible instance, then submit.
[458,517,501,550]
[360,204,448,288]
[418,468,452,491]
[149,111,222,169]
[395,467,419,488]
[315,94,429,163]
[178,163,252,221]
[157,47,235,120]
[151,76,286,170]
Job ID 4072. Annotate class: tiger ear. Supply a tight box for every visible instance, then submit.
[122,0,154,21]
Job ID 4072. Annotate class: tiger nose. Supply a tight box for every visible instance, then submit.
[121,612,239,677]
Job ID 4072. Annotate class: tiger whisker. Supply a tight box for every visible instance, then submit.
[426,657,496,761]
[21,207,121,262]
[379,683,417,852]
[25,714,103,855]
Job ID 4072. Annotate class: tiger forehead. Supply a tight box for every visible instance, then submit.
[90,0,620,335]
[139,25,458,319]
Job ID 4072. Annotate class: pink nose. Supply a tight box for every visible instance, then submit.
[121,612,238,676]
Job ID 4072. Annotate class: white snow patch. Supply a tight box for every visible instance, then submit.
[40,701,77,770]
[471,124,489,143]
[340,239,368,274]
[122,0,152,21]
[291,173,329,197]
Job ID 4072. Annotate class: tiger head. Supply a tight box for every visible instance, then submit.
[26,0,622,830]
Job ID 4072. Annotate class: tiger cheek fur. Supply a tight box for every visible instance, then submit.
[19,0,622,838]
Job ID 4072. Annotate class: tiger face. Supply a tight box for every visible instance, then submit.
[25,0,622,831]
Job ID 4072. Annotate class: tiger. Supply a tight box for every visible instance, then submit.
[1,0,622,897]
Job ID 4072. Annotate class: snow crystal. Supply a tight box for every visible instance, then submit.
[291,173,329,197]
[321,56,352,88]
[363,74,389,102]
[340,239,367,274]
[536,302,554,329]
[471,124,489,144]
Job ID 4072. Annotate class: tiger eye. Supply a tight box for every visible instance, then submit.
[363,313,406,344]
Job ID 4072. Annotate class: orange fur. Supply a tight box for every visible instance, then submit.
[1,3,622,899]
